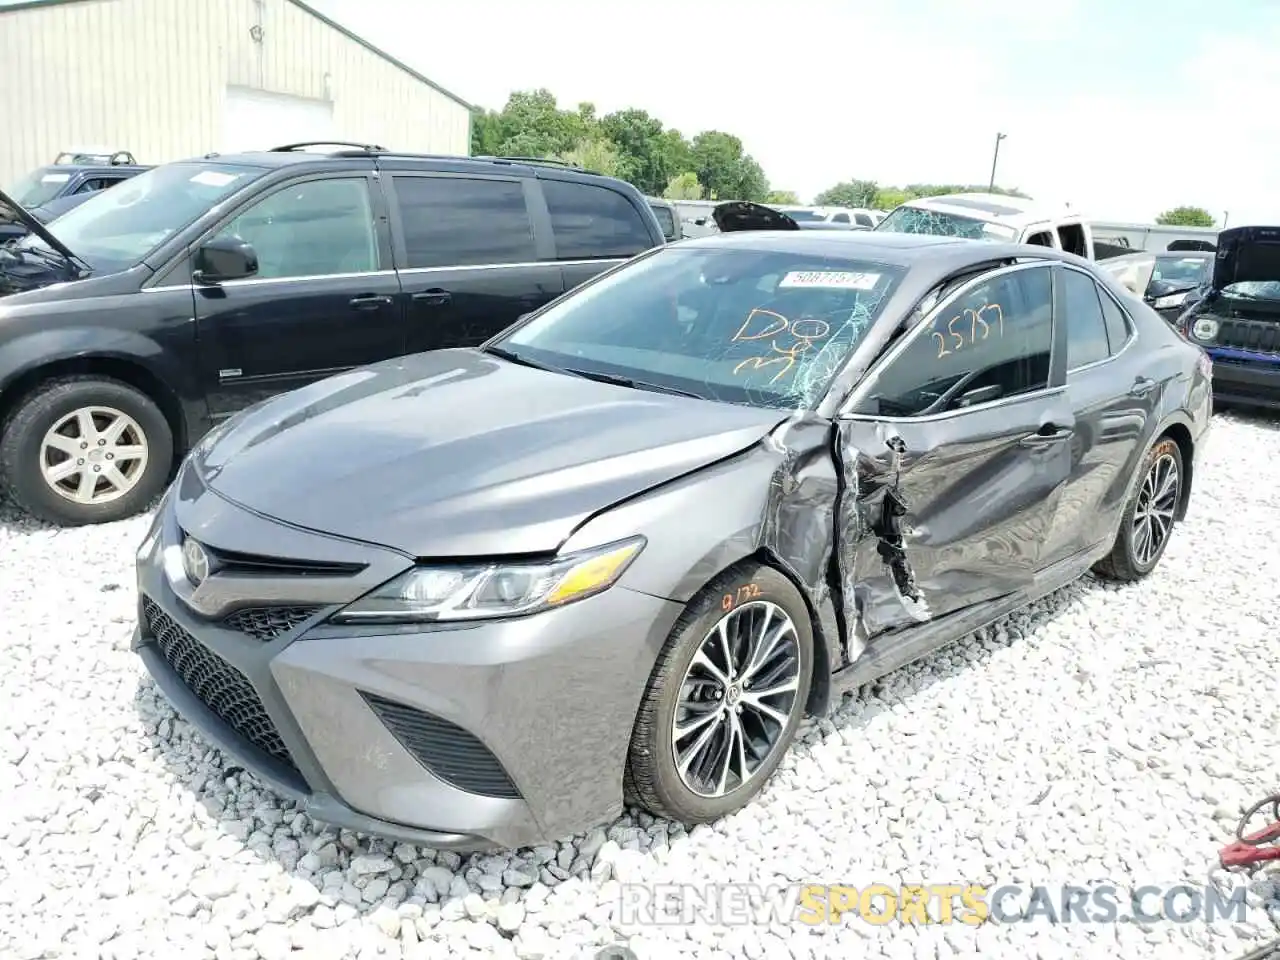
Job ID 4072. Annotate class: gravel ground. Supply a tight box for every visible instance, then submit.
[3,411,1280,960]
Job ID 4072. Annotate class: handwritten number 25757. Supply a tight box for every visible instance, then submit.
[932,304,1004,359]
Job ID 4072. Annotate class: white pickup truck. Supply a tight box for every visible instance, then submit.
[874,193,1100,258]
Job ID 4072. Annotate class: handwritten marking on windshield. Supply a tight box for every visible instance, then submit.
[730,309,832,385]
[932,304,1004,359]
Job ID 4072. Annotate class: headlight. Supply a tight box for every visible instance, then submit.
[1152,291,1189,310]
[331,536,646,624]
[1191,316,1219,342]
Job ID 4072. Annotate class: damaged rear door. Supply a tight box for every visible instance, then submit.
[835,261,1074,639]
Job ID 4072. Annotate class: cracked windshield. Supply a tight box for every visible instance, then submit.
[876,204,1019,241]
[502,247,903,409]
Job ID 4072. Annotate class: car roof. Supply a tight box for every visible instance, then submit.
[190,149,634,185]
[678,228,1080,267]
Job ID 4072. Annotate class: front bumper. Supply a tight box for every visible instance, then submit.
[133,470,683,850]
[1208,351,1280,409]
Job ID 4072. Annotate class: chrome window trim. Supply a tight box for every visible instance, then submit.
[141,258,628,292]
[838,260,1056,421]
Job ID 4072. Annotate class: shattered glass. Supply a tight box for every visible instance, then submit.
[504,248,905,411]
[876,206,1018,242]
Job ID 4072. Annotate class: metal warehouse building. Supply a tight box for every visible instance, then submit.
[0,0,473,185]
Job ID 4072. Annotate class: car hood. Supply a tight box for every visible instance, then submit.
[712,201,799,233]
[1097,253,1156,297]
[0,186,83,266]
[194,348,790,558]
[1212,225,1280,291]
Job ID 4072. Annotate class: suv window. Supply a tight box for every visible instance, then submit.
[1062,268,1111,369]
[832,213,850,223]
[542,179,652,260]
[855,213,874,227]
[393,175,537,269]
[211,177,378,280]
[856,265,1054,417]
[1098,287,1131,350]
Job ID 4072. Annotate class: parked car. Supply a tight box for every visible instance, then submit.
[1,152,149,242]
[0,143,665,526]
[1144,252,1213,321]
[876,193,1100,259]
[1176,225,1280,409]
[646,197,682,242]
[773,205,879,228]
[134,222,1209,850]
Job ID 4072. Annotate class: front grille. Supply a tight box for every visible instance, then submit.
[362,692,522,799]
[224,606,319,642]
[142,597,298,775]
[1215,318,1280,355]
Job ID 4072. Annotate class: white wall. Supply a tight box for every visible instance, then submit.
[0,0,472,186]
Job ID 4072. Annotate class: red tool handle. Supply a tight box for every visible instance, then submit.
[1220,842,1280,869]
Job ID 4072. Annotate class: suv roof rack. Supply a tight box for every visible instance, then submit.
[269,141,387,154]
[474,155,585,170]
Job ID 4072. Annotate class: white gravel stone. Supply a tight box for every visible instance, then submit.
[3,411,1280,959]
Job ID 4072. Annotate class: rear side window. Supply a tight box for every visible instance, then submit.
[393,175,537,269]
[857,265,1054,416]
[1098,290,1131,351]
[1062,268,1111,369]
[832,213,850,223]
[543,179,652,259]
[855,213,874,227]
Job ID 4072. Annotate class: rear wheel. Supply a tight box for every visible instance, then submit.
[625,563,814,823]
[0,376,173,526]
[1093,436,1183,581]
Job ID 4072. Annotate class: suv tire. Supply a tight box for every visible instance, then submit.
[0,376,173,526]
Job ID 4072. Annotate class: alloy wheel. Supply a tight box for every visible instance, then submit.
[1131,450,1179,566]
[39,406,150,505]
[671,601,802,798]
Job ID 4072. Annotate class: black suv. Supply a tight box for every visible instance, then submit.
[0,142,666,526]
[1,151,150,242]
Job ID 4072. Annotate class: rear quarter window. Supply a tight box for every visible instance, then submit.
[543,180,654,260]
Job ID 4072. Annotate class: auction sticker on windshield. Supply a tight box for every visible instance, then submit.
[779,271,881,290]
[41,173,71,183]
[189,171,241,188]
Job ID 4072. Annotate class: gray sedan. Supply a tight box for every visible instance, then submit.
[134,229,1211,850]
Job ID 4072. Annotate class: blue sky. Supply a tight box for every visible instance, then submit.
[307,0,1280,226]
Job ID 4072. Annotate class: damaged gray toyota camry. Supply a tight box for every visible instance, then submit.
[133,224,1212,850]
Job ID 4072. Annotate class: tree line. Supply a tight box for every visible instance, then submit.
[471,91,1220,224]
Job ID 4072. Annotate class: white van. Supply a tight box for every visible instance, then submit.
[875,193,1097,259]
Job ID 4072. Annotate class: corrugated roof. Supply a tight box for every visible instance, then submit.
[0,0,474,111]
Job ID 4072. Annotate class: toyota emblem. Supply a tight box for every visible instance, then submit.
[181,537,211,587]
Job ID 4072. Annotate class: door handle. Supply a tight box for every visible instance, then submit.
[349,294,392,310]
[413,288,452,306]
[1129,377,1156,398]
[1019,424,1074,448]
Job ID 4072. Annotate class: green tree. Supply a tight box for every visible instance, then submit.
[814,180,879,208]
[766,189,800,204]
[663,172,703,200]
[1156,206,1215,227]
[872,187,912,210]
[688,131,769,201]
[557,137,621,177]
[600,108,674,195]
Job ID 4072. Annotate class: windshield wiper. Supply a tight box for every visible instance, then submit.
[482,345,567,373]
[562,367,703,399]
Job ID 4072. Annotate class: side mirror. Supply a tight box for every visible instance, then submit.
[955,384,1002,408]
[193,237,258,284]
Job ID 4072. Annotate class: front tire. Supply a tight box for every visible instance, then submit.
[0,376,173,526]
[1093,436,1183,581]
[625,562,814,823]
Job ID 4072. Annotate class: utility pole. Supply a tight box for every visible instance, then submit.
[988,132,1007,192]
[1223,211,1230,228]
